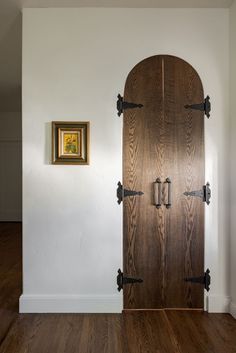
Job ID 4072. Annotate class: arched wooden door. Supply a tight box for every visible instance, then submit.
[123,55,206,309]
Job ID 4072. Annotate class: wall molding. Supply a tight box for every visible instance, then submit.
[19,294,122,313]
[230,301,236,319]
[20,294,233,314]
[206,295,230,313]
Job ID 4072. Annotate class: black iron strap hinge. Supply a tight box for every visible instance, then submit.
[183,182,211,205]
[185,269,211,292]
[117,269,143,291]
[185,95,211,118]
[117,181,144,204]
[117,94,143,116]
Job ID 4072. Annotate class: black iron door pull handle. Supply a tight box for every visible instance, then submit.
[165,178,171,209]
[154,178,162,208]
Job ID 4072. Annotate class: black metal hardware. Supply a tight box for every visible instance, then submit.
[184,269,211,292]
[164,178,171,209]
[117,94,143,116]
[117,269,143,291]
[154,178,162,208]
[185,95,211,118]
[116,181,144,204]
[183,182,211,205]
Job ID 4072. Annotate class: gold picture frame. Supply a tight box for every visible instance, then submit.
[52,121,90,165]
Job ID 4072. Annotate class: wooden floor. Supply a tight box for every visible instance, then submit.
[0,223,236,353]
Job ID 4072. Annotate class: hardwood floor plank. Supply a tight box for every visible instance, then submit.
[0,223,22,344]
[122,311,180,353]
[0,314,111,353]
[165,310,236,353]
[107,314,122,353]
[0,310,17,347]
[1,310,236,353]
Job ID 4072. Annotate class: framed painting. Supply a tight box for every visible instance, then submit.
[52,121,90,165]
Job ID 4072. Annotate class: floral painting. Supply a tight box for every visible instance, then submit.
[63,133,79,155]
[52,122,90,165]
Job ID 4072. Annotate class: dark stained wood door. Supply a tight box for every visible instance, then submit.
[123,55,205,309]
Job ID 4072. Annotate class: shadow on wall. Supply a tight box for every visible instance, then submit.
[0,12,22,112]
[45,122,51,165]
[0,11,22,221]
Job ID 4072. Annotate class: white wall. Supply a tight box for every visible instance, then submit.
[21,8,230,313]
[0,112,22,221]
[230,1,236,319]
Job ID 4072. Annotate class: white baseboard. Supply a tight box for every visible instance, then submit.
[19,293,234,315]
[230,301,236,319]
[19,294,122,313]
[206,295,230,313]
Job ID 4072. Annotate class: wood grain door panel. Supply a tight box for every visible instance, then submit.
[123,55,205,309]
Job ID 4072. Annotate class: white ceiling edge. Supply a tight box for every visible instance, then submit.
[1,0,234,11]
